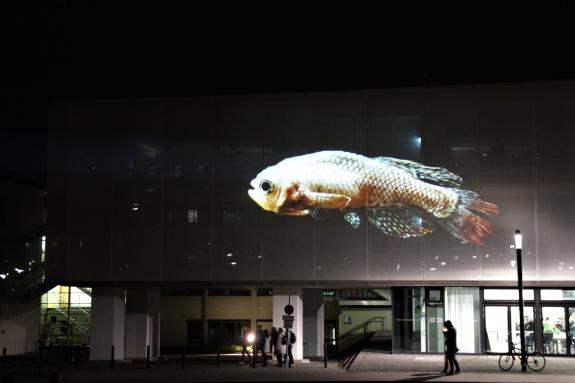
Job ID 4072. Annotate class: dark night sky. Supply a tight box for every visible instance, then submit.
[2,4,575,190]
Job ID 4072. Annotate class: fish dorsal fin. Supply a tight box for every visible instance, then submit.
[374,157,462,187]
[367,206,435,238]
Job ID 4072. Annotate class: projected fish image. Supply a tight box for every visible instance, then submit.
[248,151,499,245]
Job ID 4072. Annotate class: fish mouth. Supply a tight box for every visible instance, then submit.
[248,188,271,211]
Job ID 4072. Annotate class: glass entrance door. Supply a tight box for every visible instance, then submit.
[485,305,534,353]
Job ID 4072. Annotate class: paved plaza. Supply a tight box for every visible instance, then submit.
[1,352,574,382]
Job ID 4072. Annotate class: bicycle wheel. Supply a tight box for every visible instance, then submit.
[526,352,546,372]
[498,353,515,371]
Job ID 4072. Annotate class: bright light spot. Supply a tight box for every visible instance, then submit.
[247,333,255,343]
[485,254,490,258]
[429,267,437,271]
[454,256,459,260]
[472,255,477,259]
[257,256,262,259]
[510,245,515,249]
[440,262,446,266]
[510,260,516,267]
[434,256,439,260]
[0,274,6,279]
[131,207,139,211]
[416,137,422,144]
[558,266,563,270]
[396,264,400,271]
[14,268,24,274]
[230,262,237,266]
[226,253,233,257]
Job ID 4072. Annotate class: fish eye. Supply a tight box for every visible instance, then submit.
[259,180,274,194]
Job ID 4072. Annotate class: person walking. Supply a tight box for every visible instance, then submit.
[442,320,461,375]
[240,326,251,364]
[275,328,286,367]
[255,325,268,367]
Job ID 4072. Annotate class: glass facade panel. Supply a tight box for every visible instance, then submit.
[542,307,567,354]
[485,306,509,353]
[47,83,575,286]
[40,285,91,347]
[483,289,534,301]
[569,307,575,355]
[540,289,575,301]
[445,287,480,353]
[510,306,534,352]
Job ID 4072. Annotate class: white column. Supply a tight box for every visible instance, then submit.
[273,288,303,360]
[125,289,160,359]
[90,288,125,360]
[303,289,324,357]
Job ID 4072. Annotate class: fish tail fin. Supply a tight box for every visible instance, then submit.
[438,190,499,246]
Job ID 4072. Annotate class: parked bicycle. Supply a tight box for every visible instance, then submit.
[498,339,545,372]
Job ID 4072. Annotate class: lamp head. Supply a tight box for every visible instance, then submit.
[514,229,522,250]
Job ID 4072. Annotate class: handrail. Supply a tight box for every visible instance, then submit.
[337,316,386,342]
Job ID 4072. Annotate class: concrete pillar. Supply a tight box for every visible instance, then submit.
[303,289,324,357]
[201,289,208,344]
[273,288,303,360]
[250,287,258,331]
[125,289,161,359]
[90,288,125,360]
[0,298,40,355]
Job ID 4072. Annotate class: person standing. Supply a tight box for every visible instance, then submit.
[270,327,279,356]
[240,326,252,363]
[255,325,268,367]
[286,329,296,367]
[275,328,286,367]
[543,317,554,353]
[442,320,461,375]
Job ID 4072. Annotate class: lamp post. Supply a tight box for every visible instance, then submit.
[515,229,527,372]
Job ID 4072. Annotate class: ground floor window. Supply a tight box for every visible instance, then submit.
[207,320,250,345]
[40,285,91,347]
[483,288,575,356]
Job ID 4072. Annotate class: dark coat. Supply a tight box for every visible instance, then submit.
[444,326,458,353]
[256,328,266,349]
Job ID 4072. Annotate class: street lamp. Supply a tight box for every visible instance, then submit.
[515,229,527,372]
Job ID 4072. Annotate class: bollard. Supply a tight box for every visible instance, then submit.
[181,347,185,370]
[216,344,220,368]
[2,347,6,371]
[323,343,327,368]
[146,345,150,369]
[74,346,78,370]
[252,347,256,368]
[110,345,115,369]
[38,346,43,375]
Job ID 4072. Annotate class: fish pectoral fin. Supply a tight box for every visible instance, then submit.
[343,211,362,229]
[303,192,351,210]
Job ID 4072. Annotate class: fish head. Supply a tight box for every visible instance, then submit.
[248,165,290,213]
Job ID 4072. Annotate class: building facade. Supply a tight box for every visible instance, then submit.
[41,81,575,358]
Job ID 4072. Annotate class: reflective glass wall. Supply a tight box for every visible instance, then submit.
[47,82,575,285]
